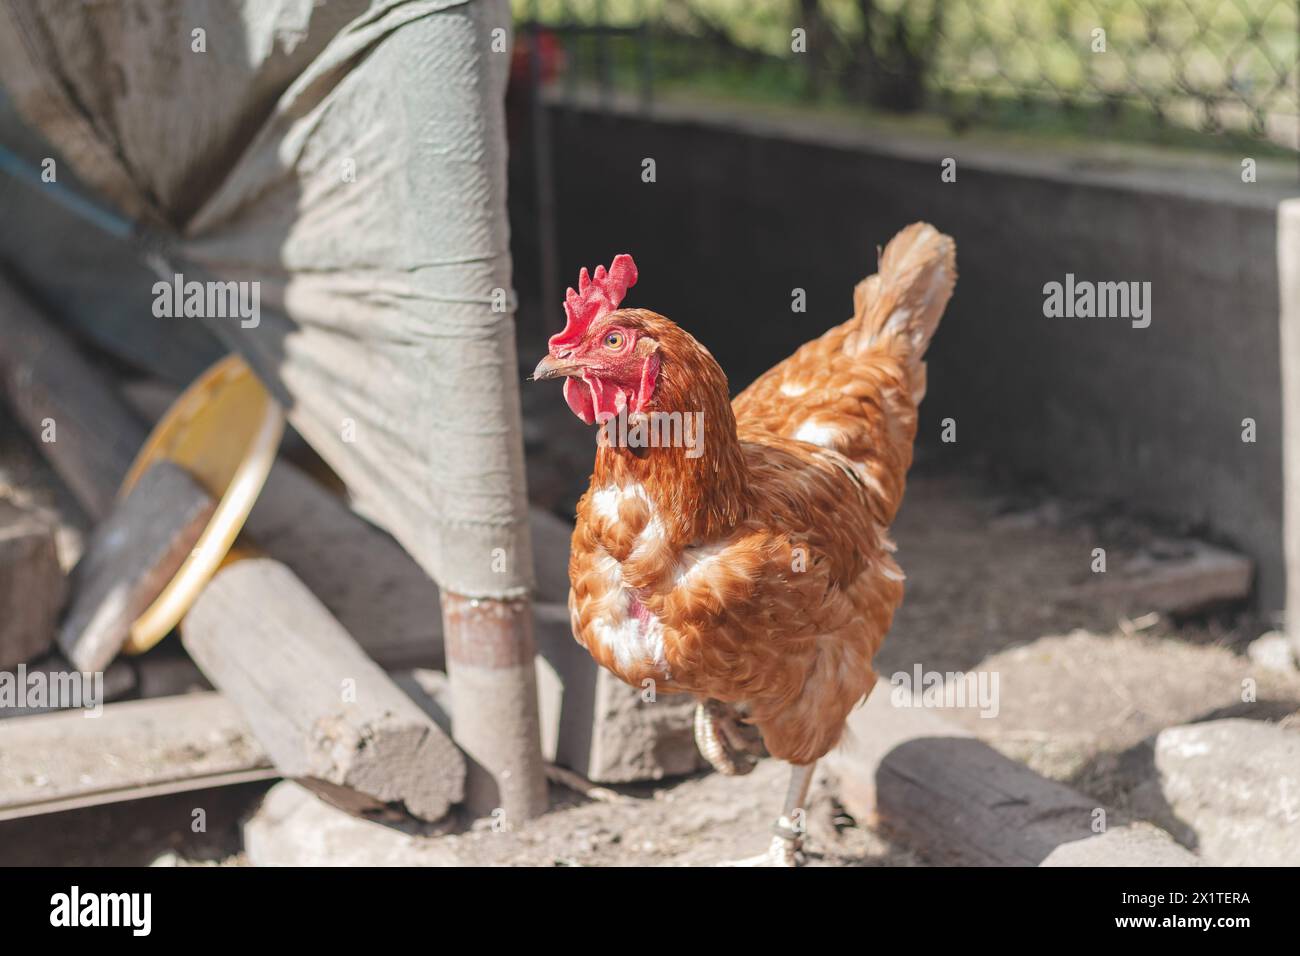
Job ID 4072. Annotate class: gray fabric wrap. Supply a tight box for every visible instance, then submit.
[0,0,535,599]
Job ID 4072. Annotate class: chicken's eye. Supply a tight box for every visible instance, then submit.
[603,331,625,350]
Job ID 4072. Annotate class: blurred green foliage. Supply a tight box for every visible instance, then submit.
[514,0,1299,155]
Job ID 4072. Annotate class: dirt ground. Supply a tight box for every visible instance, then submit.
[4,409,1298,865]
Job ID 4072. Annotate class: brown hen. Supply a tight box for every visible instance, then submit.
[533,222,956,864]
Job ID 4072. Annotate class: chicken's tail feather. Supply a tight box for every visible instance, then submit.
[848,222,956,404]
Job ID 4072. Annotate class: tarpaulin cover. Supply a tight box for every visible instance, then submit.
[0,0,534,599]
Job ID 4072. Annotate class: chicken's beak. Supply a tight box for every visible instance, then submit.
[531,353,585,382]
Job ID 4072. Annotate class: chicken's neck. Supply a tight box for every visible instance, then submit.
[591,344,750,546]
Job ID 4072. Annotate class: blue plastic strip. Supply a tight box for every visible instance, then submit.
[0,142,137,242]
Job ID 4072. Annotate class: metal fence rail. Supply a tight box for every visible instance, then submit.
[519,0,1300,156]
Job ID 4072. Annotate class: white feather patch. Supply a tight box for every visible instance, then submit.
[589,552,669,676]
[673,540,729,588]
[794,420,840,448]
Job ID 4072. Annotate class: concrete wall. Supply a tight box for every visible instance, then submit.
[1280,201,1300,651]
[511,94,1298,614]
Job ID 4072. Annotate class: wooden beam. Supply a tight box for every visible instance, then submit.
[58,461,214,672]
[0,658,460,820]
[182,558,465,822]
[244,462,443,670]
[0,276,146,519]
[0,652,136,720]
[1077,540,1253,615]
[0,692,272,822]
[0,499,64,669]
[825,688,1199,866]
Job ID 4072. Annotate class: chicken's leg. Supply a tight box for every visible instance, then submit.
[721,761,816,867]
[771,761,816,866]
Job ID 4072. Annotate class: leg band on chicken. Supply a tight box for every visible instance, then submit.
[722,762,817,867]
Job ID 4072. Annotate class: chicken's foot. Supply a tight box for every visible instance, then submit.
[694,699,760,776]
[719,761,816,867]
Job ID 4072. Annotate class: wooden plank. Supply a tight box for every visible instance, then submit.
[825,688,1199,866]
[182,558,465,822]
[0,499,64,669]
[58,461,215,672]
[0,692,271,821]
[244,462,444,671]
[0,656,454,819]
[0,652,135,720]
[1077,539,1253,615]
[0,767,277,822]
[0,276,147,520]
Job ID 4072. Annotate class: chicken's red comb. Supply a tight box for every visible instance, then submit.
[549,254,638,350]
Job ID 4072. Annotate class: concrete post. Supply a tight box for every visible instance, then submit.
[442,592,550,824]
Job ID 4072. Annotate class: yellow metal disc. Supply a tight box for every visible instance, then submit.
[119,354,284,654]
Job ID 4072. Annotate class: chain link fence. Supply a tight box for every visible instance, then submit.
[517,0,1300,156]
